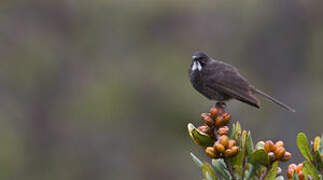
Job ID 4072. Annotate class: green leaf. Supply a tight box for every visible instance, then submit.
[303,161,320,180]
[229,151,243,175]
[264,161,279,180]
[249,149,270,166]
[315,151,323,170]
[229,130,248,176]
[212,159,231,180]
[187,123,213,147]
[320,135,323,154]
[205,172,213,180]
[235,121,242,142]
[229,123,236,139]
[293,171,299,180]
[245,164,260,180]
[202,162,217,180]
[246,131,254,156]
[297,133,313,161]
[314,136,321,152]
[240,130,247,150]
[275,176,284,180]
[190,152,203,168]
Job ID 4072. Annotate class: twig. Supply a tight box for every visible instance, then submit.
[224,158,236,180]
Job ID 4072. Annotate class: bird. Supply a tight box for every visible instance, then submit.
[188,51,295,112]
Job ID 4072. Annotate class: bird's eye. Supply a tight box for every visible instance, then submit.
[199,60,205,65]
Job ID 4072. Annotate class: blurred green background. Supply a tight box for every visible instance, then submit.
[1,0,323,179]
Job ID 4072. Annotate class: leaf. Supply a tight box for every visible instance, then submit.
[275,176,284,180]
[190,152,203,168]
[320,135,323,154]
[235,121,242,142]
[249,149,270,166]
[240,130,248,157]
[297,133,313,161]
[315,151,323,170]
[229,151,243,175]
[204,172,212,180]
[246,131,254,156]
[229,123,236,139]
[202,162,217,180]
[264,161,279,180]
[303,161,320,180]
[229,130,248,175]
[293,171,299,180]
[314,136,321,152]
[190,153,218,180]
[187,123,214,147]
[245,164,260,180]
[212,159,231,180]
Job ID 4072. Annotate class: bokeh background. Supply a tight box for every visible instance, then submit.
[1,0,323,179]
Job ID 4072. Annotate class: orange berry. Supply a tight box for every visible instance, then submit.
[224,149,233,157]
[210,107,218,119]
[265,140,274,152]
[204,116,214,127]
[287,168,294,179]
[201,113,210,120]
[205,147,216,158]
[215,116,224,127]
[231,146,239,155]
[271,146,278,153]
[222,112,231,124]
[296,163,303,174]
[274,146,286,159]
[214,142,225,153]
[198,125,212,135]
[282,152,292,161]
[228,140,236,148]
[275,140,284,147]
[218,126,229,135]
[298,171,304,180]
[288,163,297,170]
[219,135,229,148]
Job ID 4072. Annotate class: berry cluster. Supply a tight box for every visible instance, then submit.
[264,140,292,162]
[197,104,239,158]
[287,163,304,180]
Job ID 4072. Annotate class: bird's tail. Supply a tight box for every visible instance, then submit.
[253,88,296,112]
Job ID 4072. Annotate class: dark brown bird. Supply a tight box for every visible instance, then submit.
[189,51,295,112]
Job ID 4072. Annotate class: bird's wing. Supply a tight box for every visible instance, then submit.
[205,61,260,108]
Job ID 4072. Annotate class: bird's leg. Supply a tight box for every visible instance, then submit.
[215,101,226,109]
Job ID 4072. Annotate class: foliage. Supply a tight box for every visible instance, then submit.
[188,106,323,180]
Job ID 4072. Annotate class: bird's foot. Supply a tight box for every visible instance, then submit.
[215,101,226,109]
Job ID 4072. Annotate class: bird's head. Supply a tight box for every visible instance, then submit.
[191,51,210,71]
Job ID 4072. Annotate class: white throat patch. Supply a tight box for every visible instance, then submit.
[192,61,202,71]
